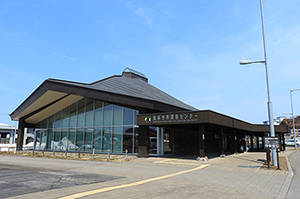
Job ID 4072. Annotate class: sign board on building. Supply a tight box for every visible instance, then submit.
[264,137,280,150]
[138,112,200,126]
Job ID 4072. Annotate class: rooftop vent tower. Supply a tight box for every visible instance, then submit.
[122,67,148,82]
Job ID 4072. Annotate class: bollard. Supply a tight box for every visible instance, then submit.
[125,149,128,161]
[92,148,95,159]
[277,149,280,170]
[42,147,45,157]
[78,148,80,158]
[14,147,16,154]
[65,149,68,158]
[107,149,110,161]
[7,148,9,154]
[53,147,55,157]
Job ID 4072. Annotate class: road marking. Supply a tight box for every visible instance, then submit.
[59,164,210,199]
[153,159,202,166]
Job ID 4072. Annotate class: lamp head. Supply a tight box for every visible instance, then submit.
[239,60,252,65]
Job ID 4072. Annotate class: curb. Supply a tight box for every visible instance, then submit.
[275,151,295,199]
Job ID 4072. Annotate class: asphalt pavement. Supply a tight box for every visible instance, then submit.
[0,149,298,199]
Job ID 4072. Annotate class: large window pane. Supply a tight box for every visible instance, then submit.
[113,127,122,153]
[54,129,61,150]
[35,131,41,150]
[113,105,123,125]
[103,127,112,151]
[124,108,133,125]
[77,99,85,127]
[123,126,133,153]
[61,129,68,151]
[103,103,112,126]
[41,131,47,150]
[68,128,76,151]
[62,107,69,128]
[69,103,77,127]
[41,119,48,128]
[54,111,62,128]
[94,101,103,126]
[76,128,84,151]
[49,115,54,129]
[134,111,138,125]
[94,128,102,152]
[84,128,93,152]
[47,129,54,150]
[85,99,94,127]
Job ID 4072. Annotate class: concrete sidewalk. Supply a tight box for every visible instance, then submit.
[1,149,296,199]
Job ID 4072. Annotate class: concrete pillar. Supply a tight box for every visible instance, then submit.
[16,119,25,151]
[157,127,164,156]
[138,125,149,157]
[199,124,205,158]
[219,127,224,155]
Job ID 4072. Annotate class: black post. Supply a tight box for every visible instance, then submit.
[138,125,149,157]
[250,134,254,151]
[16,119,25,151]
[219,128,224,156]
[199,124,205,158]
[277,149,280,170]
[243,132,247,152]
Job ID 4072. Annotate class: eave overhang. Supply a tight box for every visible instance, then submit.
[137,110,290,134]
[10,79,195,124]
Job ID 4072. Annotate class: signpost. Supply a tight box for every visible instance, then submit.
[264,137,280,169]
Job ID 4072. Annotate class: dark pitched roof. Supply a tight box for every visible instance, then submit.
[49,74,198,112]
[10,69,198,123]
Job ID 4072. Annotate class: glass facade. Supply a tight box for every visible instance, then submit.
[35,98,139,154]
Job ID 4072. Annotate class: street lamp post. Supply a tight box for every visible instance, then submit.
[290,89,300,149]
[239,0,277,166]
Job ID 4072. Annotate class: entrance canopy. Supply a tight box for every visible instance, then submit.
[137,110,289,157]
[137,110,289,134]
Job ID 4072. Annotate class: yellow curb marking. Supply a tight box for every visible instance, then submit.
[59,164,210,199]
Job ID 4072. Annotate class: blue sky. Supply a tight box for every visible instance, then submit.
[1,0,300,126]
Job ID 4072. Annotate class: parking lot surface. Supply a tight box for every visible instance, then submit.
[0,149,297,199]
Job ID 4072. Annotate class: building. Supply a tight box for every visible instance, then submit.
[280,116,300,138]
[0,123,16,144]
[10,68,289,157]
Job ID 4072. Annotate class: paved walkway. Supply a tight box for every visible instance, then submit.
[285,148,300,199]
[1,149,297,199]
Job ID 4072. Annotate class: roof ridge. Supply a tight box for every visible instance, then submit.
[89,75,122,85]
[48,78,88,86]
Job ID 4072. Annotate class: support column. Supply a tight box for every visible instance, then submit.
[282,133,286,151]
[16,119,25,151]
[199,124,205,158]
[256,135,260,151]
[138,125,149,157]
[233,130,237,154]
[250,134,254,151]
[262,135,265,151]
[243,132,247,152]
[157,127,164,156]
[219,127,224,156]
